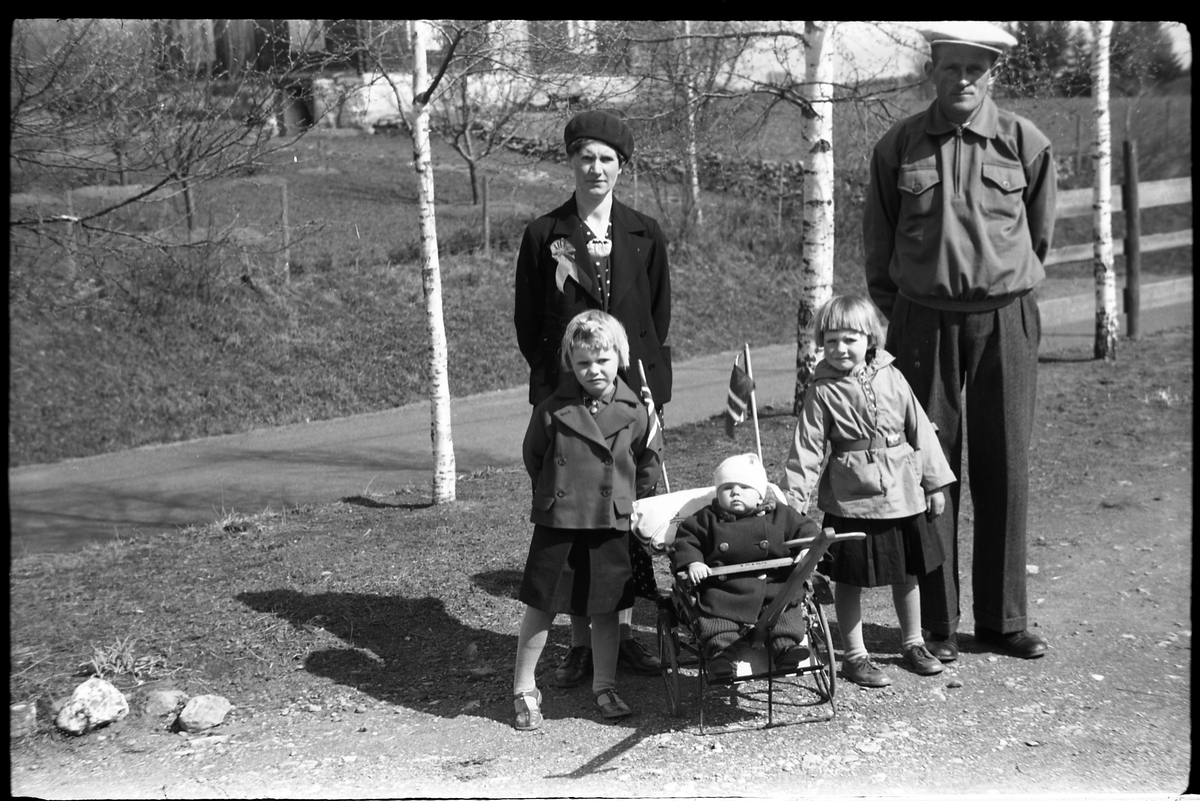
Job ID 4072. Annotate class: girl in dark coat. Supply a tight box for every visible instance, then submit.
[513,311,663,730]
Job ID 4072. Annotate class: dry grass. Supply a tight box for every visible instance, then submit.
[8,96,1191,468]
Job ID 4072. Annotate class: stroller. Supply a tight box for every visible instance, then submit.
[630,348,864,732]
[633,485,863,732]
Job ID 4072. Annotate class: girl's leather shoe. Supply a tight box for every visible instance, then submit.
[593,689,632,719]
[514,689,543,731]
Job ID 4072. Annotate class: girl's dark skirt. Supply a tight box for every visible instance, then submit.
[518,525,635,616]
[822,512,945,588]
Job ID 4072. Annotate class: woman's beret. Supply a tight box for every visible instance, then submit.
[564,110,635,162]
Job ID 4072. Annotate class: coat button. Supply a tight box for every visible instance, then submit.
[557,458,566,466]
[556,490,565,497]
[759,540,769,550]
[913,183,922,192]
[601,489,611,497]
[718,543,729,552]
[604,457,613,465]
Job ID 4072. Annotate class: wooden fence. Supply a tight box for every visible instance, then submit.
[1045,140,1192,338]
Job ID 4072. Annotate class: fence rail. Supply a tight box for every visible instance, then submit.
[1044,140,1192,342]
[1045,175,1192,268]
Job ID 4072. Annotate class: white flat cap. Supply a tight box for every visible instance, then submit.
[919,21,1019,56]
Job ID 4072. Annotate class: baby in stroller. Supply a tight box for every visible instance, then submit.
[669,453,823,679]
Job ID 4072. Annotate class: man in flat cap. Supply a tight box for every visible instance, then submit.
[863,22,1055,663]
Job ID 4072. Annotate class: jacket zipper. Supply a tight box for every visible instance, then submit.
[954,125,964,195]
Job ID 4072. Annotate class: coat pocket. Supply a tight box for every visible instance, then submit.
[828,451,883,498]
[980,162,1028,221]
[532,491,557,512]
[876,443,924,507]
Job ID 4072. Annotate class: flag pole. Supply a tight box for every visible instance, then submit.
[637,360,670,493]
[743,343,763,464]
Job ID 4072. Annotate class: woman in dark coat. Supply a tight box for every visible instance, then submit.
[513,109,672,684]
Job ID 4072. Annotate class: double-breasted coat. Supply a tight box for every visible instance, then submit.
[670,503,821,625]
[514,196,672,407]
[519,375,663,616]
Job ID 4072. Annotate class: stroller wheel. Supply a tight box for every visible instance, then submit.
[806,596,837,702]
[657,603,682,716]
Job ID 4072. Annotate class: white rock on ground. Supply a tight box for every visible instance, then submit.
[54,677,129,735]
[11,702,37,737]
[176,695,233,732]
[141,689,189,718]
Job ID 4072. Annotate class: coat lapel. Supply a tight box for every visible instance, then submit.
[550,379,640,449]
[549,198,603,305]
[606,199,649,312]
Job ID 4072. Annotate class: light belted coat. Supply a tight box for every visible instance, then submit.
[523,375,663,531]
[785,348,955,520]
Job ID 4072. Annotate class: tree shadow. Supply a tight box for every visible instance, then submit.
[470,568,664,634]
[340,495,432,510]
[237,588,517,723]
[470,568,523,600]
[1039,353,1097,364]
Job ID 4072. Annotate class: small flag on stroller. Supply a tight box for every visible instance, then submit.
[637,360,669,492]
[725,352,755,439]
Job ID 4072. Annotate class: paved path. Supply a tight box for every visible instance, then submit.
[9,279,1191,554]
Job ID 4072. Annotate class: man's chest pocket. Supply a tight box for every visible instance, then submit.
[897,168,941,235]
[980,162,1028,221]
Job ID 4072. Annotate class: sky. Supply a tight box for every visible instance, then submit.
[827,21,1192,82]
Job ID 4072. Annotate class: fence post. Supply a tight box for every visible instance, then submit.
[1074,113,1083,178]
[1122,139,1141,339]
[1163,99,1171,151]
[64,189,78,281]
[776,170,784,233]
[482,176,490,258]
[280,181,291,284]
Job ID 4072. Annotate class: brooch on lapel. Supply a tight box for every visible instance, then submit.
[551,239,592,294]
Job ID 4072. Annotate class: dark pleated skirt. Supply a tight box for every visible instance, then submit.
[518,525,635,616]
[822,512,945,588]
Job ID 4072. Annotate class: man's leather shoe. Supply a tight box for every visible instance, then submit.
[925,632,958,662]
[553,646,593,687]
[975,628,1048,659]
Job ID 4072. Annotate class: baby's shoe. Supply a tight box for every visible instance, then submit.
[513,688,542,731]
[705,655,735,680]
[774,642,811,671]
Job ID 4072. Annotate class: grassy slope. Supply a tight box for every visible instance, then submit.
[8,97,1192,467]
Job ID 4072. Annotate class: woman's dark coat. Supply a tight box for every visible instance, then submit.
[514,195,672,406]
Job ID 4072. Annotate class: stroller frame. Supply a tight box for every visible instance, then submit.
[655,526,863,733]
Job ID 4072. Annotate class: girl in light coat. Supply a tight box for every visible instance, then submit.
[784,295,956,688]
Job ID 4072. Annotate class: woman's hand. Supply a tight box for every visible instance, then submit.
[926,490,945,518]
[686,562,711,585]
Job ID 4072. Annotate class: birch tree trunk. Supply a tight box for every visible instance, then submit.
[412,21,457,501]
[682,20,703,228]
[794,20,835,413]
[1091,20,1119,361]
